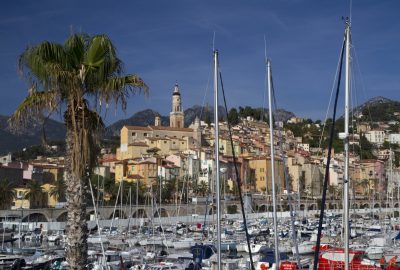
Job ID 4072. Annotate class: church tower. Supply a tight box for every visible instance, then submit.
[170,83,184,128]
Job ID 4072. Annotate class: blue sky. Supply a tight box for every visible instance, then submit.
[0,0,399,125]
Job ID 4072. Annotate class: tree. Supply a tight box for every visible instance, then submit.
[204,114,211,127]
[327,185,336,200]
[50,178,67,203]
[227,108,239,125]
[193,181,209,197]
[121,181,147,205]
[357,135,376,159]
[334,186,343,201]
[360,179,370,198]
[25,180,46,209]
[10,33,147,269]
[382,141,391,150]
[0,179,15,209]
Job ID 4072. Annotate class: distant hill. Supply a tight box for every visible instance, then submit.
[351,96,400,122]
[184,105,226,127]
[272,108,296,122]
[0,115,66,155]
[236,107,295,123]
[2,97,397,155]
[105,109,169,137]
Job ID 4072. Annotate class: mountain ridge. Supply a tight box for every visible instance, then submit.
[1,97,397,155]
[0,115,66,155]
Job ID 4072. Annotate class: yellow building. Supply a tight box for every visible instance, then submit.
[30,162,64,182]
[219,137,241,157]
[116,141,150,160]
[41,183,58,208]
[249,156,285,193]
[117,125,199,160]
[117,85,201,161]
[115,157,158,186]
[12,185,49,209]
[12,187,30,209]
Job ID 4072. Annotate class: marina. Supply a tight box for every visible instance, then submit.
[2,207,400,269]
[1,0,400,270]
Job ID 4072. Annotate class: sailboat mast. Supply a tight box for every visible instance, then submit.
[136,180,138,228]
[344,20,351,270]
[267,59,280,267]
[213,50,222,270]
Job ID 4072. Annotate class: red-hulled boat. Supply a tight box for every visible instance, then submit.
[280,247,400,270]
[318,248,400,270]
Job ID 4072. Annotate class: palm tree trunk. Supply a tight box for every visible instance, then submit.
[64,123,88,269]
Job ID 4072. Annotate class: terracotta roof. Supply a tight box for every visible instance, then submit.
[128,142,149,147]
[124,125,193,132]
[137,160,157,165]
[162,160,175,165]
[149,125,193,132]
[124,125,152,131]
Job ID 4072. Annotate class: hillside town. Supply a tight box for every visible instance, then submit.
[3,1,400,269]
[1,84,400,212]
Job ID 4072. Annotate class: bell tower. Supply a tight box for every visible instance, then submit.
[169,83,184,128]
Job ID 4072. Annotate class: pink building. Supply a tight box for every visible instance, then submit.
[358,159,386,194]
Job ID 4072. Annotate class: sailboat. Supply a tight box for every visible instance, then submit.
[206,48,256,270]
[311,18,400,270]
[265,16,400,270]
[261,52,282,270]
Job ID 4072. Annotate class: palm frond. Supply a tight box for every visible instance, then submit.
[49,178,67,200]
[64,34,89,68]
[96,74,149,110]
[9,89,60,131]
[24,181,44,200]
[19,42,79,93]
[84,35,118,70]
[0,179,16,209]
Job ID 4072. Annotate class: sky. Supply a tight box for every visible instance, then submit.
[0,0,399,125]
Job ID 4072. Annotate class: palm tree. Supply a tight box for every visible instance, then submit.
[197,181,209,197]
[0,179,15,209]
[49,178,67,203]
[335,186,343,201]
[328,185,336,200]
[10,33,148,269]
[360,179,370,198]
[25,180,46,209]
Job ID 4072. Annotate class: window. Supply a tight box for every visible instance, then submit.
[144,133,148,137]
[131,132,136,136]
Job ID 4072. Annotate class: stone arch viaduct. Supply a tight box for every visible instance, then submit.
[1,199,398,222]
